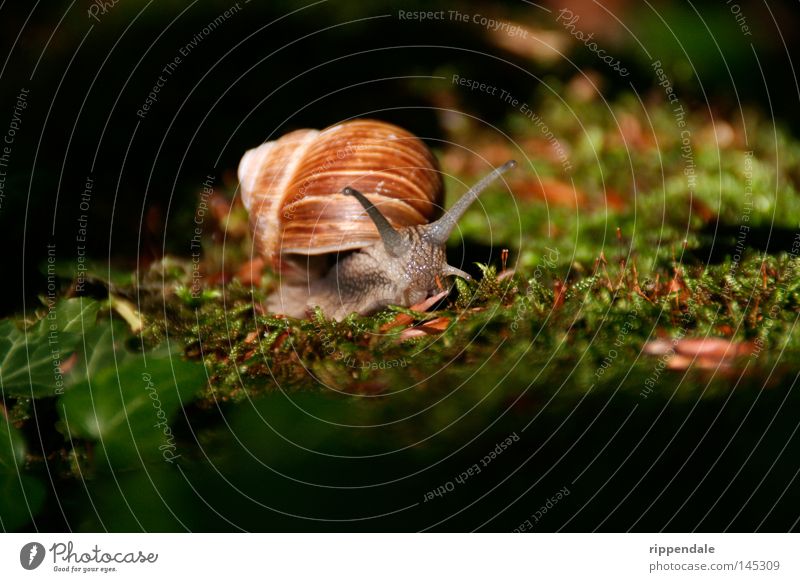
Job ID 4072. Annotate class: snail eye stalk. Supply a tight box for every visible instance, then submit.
[343,186,409,257]
[423,160,517,245]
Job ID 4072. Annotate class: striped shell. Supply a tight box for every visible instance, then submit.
[238,119,443,279]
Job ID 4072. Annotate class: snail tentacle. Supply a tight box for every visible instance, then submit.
[442,265,472,281]
[343,186,409,257]
[423,159,517,245]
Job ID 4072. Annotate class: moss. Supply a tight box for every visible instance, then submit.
[115,244,798,405]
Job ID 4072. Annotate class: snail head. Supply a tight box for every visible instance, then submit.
[343,160,517,283]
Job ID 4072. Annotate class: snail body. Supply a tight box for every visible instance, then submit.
[238,119,515,320]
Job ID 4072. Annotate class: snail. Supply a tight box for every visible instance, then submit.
[238,119,515,320]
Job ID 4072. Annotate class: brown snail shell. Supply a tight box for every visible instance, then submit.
[237,119,444,281]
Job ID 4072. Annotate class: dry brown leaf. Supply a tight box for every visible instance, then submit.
[644,337,754,371]
[398,328,430,341]
[690,196,717,223]
[236,257,265,285]
[441,143,515,176]
[604,188,628,211]
[486,24,567,63]
[699,121,736,149]
[511,178,586,208]
[553,279,567,309]
[566,72,603,103]
[59,352,79,376]
[380,290,449,332]
[419,317,452,332]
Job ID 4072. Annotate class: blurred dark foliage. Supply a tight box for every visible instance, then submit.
[0,0,798,315]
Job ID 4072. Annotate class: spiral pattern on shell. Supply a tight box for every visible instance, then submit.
[238,119,444,278]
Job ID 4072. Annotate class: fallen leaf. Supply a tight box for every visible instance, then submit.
[380,290,449,332]
[418,317,451,333]
[210,193,231,222]
[553,279,567,309]
[690,196,717,223]
[236,257,265,285]
[109,295,143,334]
[644,336,754,370]
[675,337,753,358]
[441,143,515,176]
[486,24,567,63]
[511,178,586,208]
[566,71,603,103]
[604,188,628,211]
[699,121,736,149]
[520,137,573,167]
[398,328,429,341]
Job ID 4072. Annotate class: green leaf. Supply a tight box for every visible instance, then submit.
[53,298,101,334]
[65,319,130,387]
[59,335,207,468]
[0,474,46,531]
[0,321,75,398]
[0,414,45,531]
[0,414,25,473]
[0,299,100,397]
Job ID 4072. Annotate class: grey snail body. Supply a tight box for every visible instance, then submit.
[238,119,515,320]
